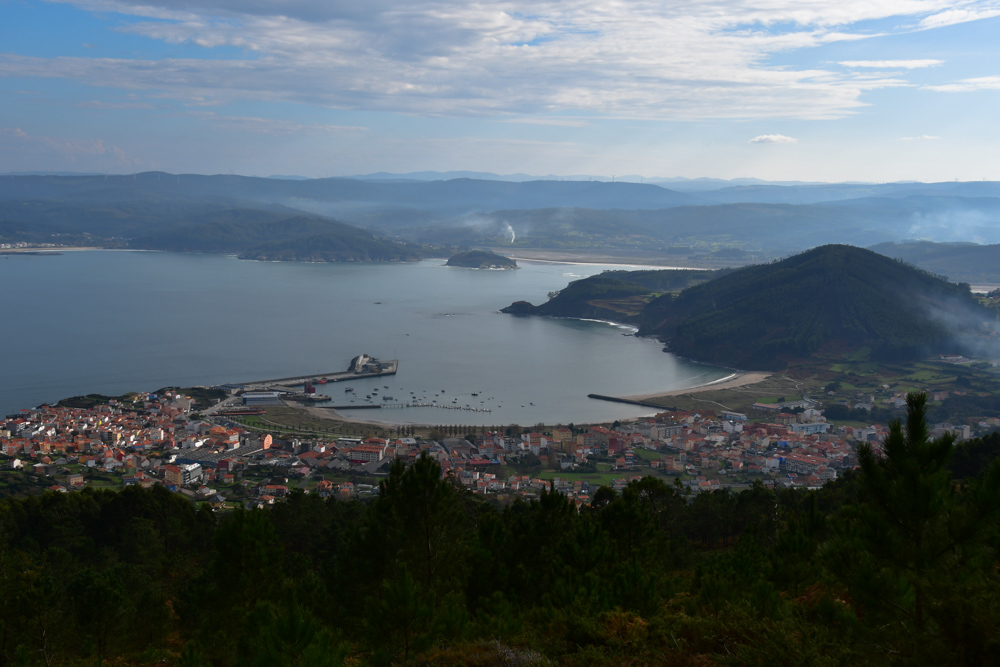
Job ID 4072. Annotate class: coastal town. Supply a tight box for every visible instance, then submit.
[2,384,992,507]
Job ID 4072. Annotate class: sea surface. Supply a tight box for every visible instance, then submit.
[0,251,729,425]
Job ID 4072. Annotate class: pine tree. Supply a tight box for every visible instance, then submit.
[842,392,1000,650]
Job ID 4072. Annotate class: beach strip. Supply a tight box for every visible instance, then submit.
[622,371,772,402]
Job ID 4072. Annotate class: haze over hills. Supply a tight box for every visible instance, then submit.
[870,240,1000,285]
[346,171,824,190]
[505,245,995,371]
[130,213,423,262]
[4,173,1000,278]
[0,172,699,214]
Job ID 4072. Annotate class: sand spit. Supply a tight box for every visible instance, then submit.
[623,371,772,402]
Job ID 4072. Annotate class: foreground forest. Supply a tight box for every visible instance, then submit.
[1,395,999,666]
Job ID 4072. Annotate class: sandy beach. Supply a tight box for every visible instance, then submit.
[622,371,772,401]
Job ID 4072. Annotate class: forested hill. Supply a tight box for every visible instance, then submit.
[129,212,423,262]
[638,244,989,369]
[501,268,726,323]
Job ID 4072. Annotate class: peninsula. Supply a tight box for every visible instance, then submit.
[446,249,518,269]
[504,245,992,371]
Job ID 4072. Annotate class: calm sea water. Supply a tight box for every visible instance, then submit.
[0,252,728,425]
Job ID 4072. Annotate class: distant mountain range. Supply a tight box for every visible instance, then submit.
[346,171,848,191]
[4,173,1000,275]
[505,245,993,370]
[870,241,1000,285]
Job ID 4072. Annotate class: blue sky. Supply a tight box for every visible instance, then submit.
[3,0,1000,181]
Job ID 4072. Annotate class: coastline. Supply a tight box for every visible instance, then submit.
[510,255,708,270]
[622,371,772,401]
[497,248,741,269]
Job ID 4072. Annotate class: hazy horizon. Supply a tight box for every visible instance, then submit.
[0,169,972,187]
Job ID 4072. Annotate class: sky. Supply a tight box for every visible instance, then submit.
[2,0,1000,181]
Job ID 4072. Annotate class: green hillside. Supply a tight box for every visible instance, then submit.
[638,244,989,369]
[502,268,725,322]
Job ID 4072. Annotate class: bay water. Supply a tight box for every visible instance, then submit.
[0,251,728,425]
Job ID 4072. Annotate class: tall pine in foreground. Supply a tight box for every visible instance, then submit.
[830,392,1000,664]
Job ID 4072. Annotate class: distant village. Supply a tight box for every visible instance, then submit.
[1,387,994,508]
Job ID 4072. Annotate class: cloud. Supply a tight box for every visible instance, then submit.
[918,7,1000,29]
[1,126,106,156]
[749,134,799,144]
[6,0,997,120]
[839,59,944,68]
[0,126,144,168]
[925,75,1000,92]
[899,134,942,140]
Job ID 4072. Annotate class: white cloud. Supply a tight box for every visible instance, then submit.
[925,75,1000,91]
[9,0,998,120]
[0,126,143,166]
[749,134,799,143]
[918,6,1000,28]
[899,134,941,140]
[839,59,944,68]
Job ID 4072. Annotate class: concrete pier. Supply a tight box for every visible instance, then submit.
[240,359,398,388]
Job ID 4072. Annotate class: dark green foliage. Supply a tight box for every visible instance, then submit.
[825,393,1000,662]
[639,244,989,369]
[505,245,990,370]
[241,594,348,667]
[950,432,1000,479]
[1,402,999,664]
[930,392,1000,423]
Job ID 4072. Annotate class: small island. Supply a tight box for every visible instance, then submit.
[446,250,518,269]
